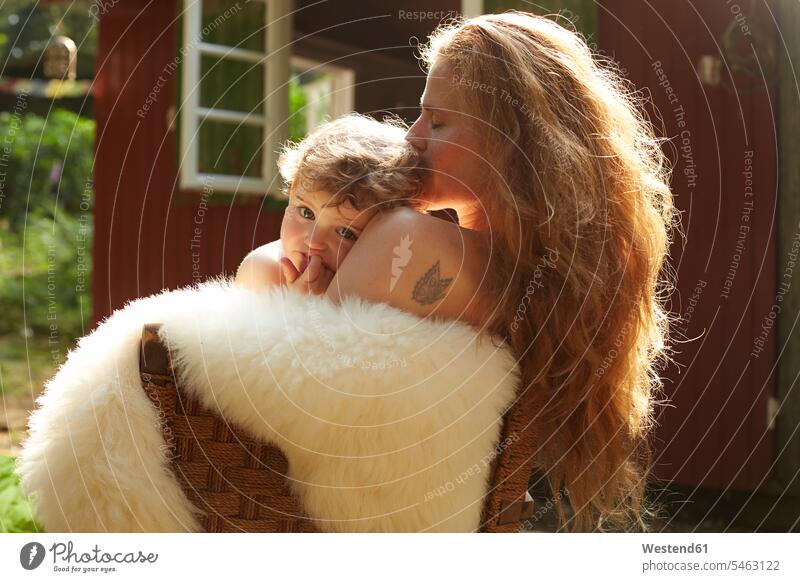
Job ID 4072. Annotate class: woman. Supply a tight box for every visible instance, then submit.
[242,12,677,532]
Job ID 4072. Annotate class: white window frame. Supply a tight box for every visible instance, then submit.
[179,0,292,195]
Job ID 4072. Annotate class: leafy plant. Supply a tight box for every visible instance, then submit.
[0,108,95,230]
[0,108,94,343]
[0,210,92,340]
[288,74,308,144]
[0,455,44,533]
[0,0,98,80]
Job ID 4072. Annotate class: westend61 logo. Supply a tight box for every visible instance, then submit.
[19,541,158,574]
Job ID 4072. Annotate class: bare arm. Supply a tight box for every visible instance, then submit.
[235,248,282,291]
[236,241,334,295]
[325,209,479,323]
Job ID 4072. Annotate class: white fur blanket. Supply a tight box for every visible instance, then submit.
[17,279,520,532]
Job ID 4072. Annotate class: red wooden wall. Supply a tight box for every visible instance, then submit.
[92,0,281,327]
[598,0,778,490]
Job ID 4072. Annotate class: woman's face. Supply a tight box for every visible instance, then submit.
[406,60,490,212]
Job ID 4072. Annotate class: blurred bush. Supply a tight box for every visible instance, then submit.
[0,108,94,341]
[0,455,43,533]
[0,211,91,340]
[0,108,94,229]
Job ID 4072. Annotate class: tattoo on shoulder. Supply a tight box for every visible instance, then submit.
[411,261,453,306]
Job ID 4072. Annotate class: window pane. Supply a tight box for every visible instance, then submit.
[201,0,265,53]
[198,120,263,178]
[289,68,334,137]
[200,55,263,112]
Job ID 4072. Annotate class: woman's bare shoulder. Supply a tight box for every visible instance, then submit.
[357,207,479,247]
[325,208,490,326]
[367,206,450,228]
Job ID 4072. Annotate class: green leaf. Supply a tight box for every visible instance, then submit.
[0,455,45,533]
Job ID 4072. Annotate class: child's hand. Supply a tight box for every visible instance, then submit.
[280,255,334,295]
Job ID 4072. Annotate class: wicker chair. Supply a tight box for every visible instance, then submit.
[139,323,538,532]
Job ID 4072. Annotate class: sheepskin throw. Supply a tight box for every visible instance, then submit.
[17,279,520,532]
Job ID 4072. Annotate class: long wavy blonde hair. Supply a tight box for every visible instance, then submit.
[421,12,679,531]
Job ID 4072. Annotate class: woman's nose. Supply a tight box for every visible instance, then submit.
[405,118,427,153]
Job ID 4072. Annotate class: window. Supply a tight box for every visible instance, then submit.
[289,57,355,139]
[178,0,292,195]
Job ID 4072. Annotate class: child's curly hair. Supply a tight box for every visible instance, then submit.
[278,113,425,212]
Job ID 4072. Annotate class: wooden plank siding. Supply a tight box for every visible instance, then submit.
[775,0,800,494]
[598,0,778,490]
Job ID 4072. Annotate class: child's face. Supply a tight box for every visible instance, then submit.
[280,186,377,274]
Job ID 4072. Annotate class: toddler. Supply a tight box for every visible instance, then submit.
[235,114,423,295]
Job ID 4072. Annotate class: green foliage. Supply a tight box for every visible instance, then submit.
[0,108,95,230]
[288,75,308,143]
[0,107,94,343]
[0,334,57,398]
[0,0,98,79]
[0,455,44,533]
[0,210,92,341]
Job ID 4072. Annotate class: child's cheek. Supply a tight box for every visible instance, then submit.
[283,207,304,229]
[280,208,301,241]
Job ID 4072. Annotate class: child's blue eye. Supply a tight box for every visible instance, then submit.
[298,206,315,220]
[338,228,358,241]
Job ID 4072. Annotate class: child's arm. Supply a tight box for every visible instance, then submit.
[235,243,283,292]
[236,241,334,295]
